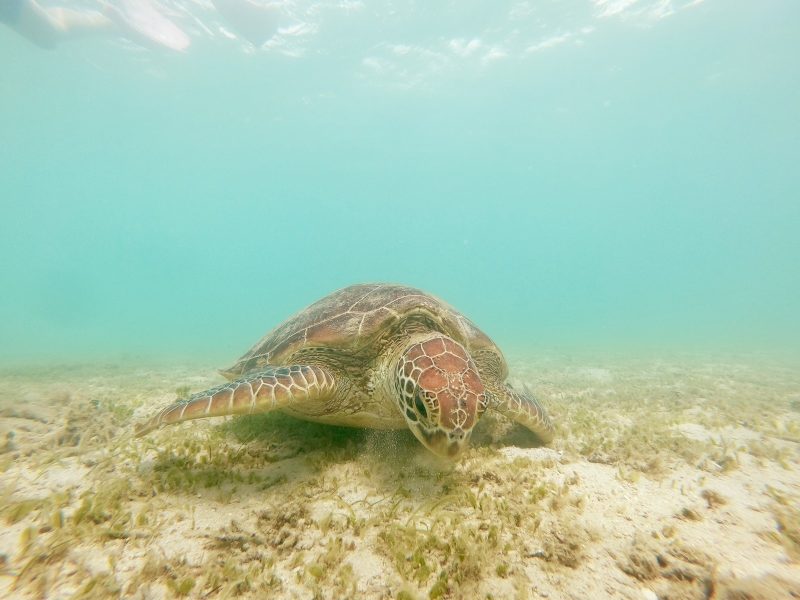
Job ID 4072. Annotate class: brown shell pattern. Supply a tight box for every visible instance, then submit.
[223,283,502,378]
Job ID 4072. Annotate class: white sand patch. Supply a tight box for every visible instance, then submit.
[2,359,800,598]
[674,422,762,444]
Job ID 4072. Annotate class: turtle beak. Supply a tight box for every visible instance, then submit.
[415,427,472,459]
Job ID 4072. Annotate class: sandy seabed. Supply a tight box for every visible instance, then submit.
[0,353,799,599]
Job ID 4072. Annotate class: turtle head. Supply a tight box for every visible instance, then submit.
[395,334,487,458]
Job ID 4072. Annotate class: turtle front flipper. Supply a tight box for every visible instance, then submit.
[488,384,554,444]
[134,365,335,436]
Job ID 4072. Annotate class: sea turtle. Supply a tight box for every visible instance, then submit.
[136,284,553,457]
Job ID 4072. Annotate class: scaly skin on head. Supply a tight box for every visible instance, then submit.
[391,333,487,458]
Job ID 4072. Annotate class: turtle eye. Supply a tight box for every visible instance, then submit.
[477,393,488,416]
[414,393,428,419]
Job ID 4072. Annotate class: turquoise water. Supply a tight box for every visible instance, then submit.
[1,0,798,365]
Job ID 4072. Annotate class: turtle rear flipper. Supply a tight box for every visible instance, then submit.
[135,365,336,436]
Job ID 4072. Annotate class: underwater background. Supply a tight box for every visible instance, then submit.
[1,0,798,366]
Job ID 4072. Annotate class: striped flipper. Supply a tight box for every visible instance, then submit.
[489,384,554,444]
[134,365,335,436]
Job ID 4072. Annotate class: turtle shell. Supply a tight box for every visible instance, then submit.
[221,283,504,379]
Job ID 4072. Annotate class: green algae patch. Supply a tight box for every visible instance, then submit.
[1,358,799,599]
